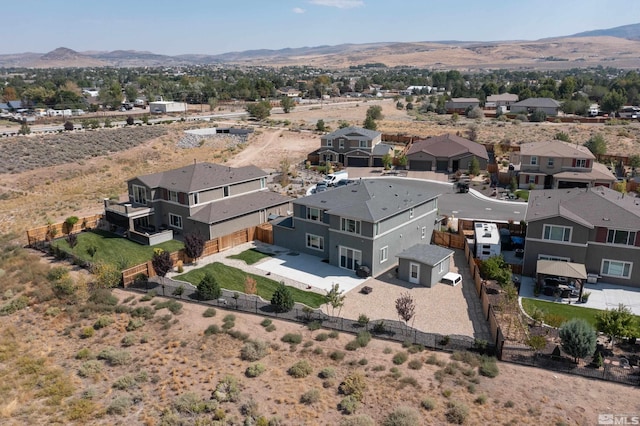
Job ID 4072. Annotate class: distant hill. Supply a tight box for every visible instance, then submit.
[568,22,640,41]
[1,23,640,69]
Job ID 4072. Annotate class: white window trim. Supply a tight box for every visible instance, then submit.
[339,246,362,271]
[542,224,572,242]
[576,159,587,168]
[169,213,182,229]
[193,192,199,205]
[438,261,444,273]
[132,184,147,204]
[339,140,344,149]
[528,175,536,184]
[305,233,324,251]
[409,208,414,218]
[326,139,332,147]
[359,140,368,148]
[169,190,179,203]
[223,186,230,197]
[380,246,388,263]
[421,226,426,239]
[307,207,321,222]
[530,156,538,165]
[538,254,571,262]
[547,158,554,167]
[601,259,632,279]
[341,217,361,235]
[607,229,637,246]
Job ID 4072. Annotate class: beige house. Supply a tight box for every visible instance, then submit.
[510,140,616,189]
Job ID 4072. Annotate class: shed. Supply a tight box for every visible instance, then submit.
[397,244,454,287]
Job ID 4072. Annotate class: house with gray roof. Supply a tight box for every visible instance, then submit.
[104,162,293,244]
[510,97,561,116]
[510,140,615,189]
[523,186,640,287]
[485,93,519,108]
[272,178,441,277]
[445,98,480,113]
[317,126,392,167]
[406,133,489,172]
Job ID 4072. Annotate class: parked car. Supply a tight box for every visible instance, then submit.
[441,272,462,286]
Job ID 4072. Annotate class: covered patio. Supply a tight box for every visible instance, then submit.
[536,259,588,300]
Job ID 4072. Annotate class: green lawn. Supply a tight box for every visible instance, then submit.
[175,262,327,308]
[227,248,273,265]
[522,298,607,327]
[515,190,529,201]
[51,229,184,269]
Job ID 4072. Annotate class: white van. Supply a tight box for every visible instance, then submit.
[441,272,462,286]
[322,170,348,186]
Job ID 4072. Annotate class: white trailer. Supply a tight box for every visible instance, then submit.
[149,101,187,114]
[474,222,501,261]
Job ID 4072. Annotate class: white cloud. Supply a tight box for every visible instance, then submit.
[292,7,305,14]
[309,0,364,9]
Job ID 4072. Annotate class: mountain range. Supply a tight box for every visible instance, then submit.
[2,23,640,69]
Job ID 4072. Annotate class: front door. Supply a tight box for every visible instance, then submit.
[409,262,420,284]
[339,246,362,271]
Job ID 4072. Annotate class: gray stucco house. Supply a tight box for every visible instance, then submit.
[523,186,640,287]
[317,126,392,167]
[272,178,441,277]
[406,133,489,172]
[510,97,561,116]
[397,244,454,287]
[104,162,293,244]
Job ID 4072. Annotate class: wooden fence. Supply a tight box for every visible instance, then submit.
[26,214,104,247]
[432,230,465,249]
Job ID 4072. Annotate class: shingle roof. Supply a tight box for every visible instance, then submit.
[447,98,480,103]
[486,94,519,102]
[553,162,615,182]
[323,126,381,140]
[189,191,292,224]
[511,97,561,108]
[134,162,267,193]
[298,178,440,222]
[519,140,595,158]
[397,244,454,266]
[406,134,489,160]
[526,187,640,229]
[372,143,393,156]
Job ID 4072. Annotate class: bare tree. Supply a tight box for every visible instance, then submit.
[395,292,416,334]
[326,283,346,317]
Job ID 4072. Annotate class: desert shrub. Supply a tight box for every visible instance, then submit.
[372,365,385,372]
[0,296,29,316]
[204,324,221,336]
[315,332,329,341]
[78,360,102,378]
[76,348,93,360]
[319,367,336,379]
[203,307,217,317]
[281,333,302,344]
[66,398,97,421]
[173,392,218,414]
[222,315,235,330]
[467,383,476,394]
[408,359,422,370]
[265,324,276,332]
[80,327,94,339]
[241,340,269,361]
[126,318,144,331]
[288,360,312,378]
[328,330,339,338]
[330,351,345,361]
[339,395,360,414]
[358,358,368,366]
[339,415,375,426]
[474,394,487,405]
[260,318,272,327]
[97,347,131,366]
[140,290,156,302]
[357,314,370,327]
[226,330,249,341]
[47,266,69,282]
[107,395,132,416]
[382,406,421,426]
[407,344,425,354]
[154,299,183,314]
[307,320,322,331]
[504,400,515,408]
[372,320,386,334]
[245,363,266,378]
[451,350,480,367]
[340,371,366,401]
[479,356,499,378]
[421,398,436,411]
[212,375,240,402]
[397,376,419,389]
[445,401,469,424]
[313,347,324,355]
[355,331,371,347]
[130,306,155,319]
[345,340,360,351]
[121,334,136,347]
[392,352,408,365]
[442,389,453,398]
[112,375,137,390]
[45,306,61,317]
[300,388,321,405]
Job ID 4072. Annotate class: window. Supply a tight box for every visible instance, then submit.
[380,246,388,263]
[261,177,266,189]
[607,229,636,246]
[409,208,414,218]
[326,139,332,147]
[374,223,379,236]
[538,254,570,262]
[193,192,199,205]
[132,185,147,204]
[169,190,178,202]
[576,159,587,168]
[421,226,426,239]
[169,213,182,229]
[306,234,324,251]
[359,140,368,148]
[543,224,571,242]
[530,156,538,165]
[341,218,361,234]
[339,246,362,270]
[601,259,632,279]
[223,186,230,197]
[339,140,344,149]
[438,261,444,273]
[547,158,554,167]
[306,207,321,221]
[528,175,536,184]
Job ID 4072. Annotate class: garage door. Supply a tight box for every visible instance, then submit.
[347,157,369,167]
[372,157,383,167]
[409,160,432,171]
[436,160,449,171]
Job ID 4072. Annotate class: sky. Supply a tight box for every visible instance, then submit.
[3,0,639,56]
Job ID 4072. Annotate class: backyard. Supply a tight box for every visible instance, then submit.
[175,261,327,308]
[521,297,640,328]
[51,229,184,268]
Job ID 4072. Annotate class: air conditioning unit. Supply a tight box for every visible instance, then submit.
[587,274,599,284]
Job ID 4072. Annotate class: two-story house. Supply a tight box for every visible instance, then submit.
[104,162,293,245]
[523,186,640,287]
[510,140,615,189]
[272,178,440,277]
[406,133,489,172]
[317,126,392,167]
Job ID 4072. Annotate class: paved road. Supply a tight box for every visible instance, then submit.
[439,186,527,223]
